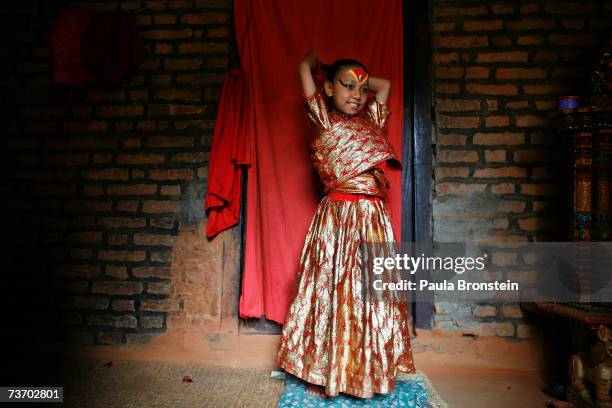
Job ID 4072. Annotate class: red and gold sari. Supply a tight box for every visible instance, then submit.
[277,91,416,398]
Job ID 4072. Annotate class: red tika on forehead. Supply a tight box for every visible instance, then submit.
[348,66,368,84]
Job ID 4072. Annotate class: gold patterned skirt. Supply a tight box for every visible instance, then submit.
[276,179,416,398]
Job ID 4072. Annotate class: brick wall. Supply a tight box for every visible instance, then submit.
[1,0,237,348]
[431,0,611,337]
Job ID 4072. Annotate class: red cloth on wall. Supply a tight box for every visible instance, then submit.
[205,68,252,237]
[227,0,404,324]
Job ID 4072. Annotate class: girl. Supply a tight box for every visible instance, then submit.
[277,49,416,399]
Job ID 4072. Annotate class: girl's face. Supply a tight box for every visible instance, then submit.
[324,67,369,115]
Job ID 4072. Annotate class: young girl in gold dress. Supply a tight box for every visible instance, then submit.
[276,49,416,399]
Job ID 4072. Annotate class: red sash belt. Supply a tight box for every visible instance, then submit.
[326,192,383,202]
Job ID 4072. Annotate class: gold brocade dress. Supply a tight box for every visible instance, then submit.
[276,91,416,398]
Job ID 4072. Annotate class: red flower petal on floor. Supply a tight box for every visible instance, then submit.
[102,361,113,367]
[182,375,193,383]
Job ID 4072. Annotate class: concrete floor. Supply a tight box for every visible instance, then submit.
[71,329,555,407]
[423,365,549,407]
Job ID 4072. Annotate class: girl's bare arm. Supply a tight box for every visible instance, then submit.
[368,77,391,104]
[298,49,318,97]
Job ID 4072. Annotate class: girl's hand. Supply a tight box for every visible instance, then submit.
[298,49,318,97]
[300,49,319,71]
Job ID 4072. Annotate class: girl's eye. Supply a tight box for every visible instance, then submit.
[338,79,354,90]
[361,87,369,93]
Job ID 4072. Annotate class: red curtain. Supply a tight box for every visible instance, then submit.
[221,0,405,324]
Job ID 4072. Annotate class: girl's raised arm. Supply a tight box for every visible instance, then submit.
[298,49,318,97]
[368,77,391,105]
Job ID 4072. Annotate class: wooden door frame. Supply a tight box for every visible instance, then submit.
[402,0,434,329]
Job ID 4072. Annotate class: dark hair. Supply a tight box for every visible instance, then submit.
[321,59,368,82]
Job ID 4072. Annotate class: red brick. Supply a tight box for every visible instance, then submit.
[533,51,558,62]
[116,201,139,212]
[139,300,180,312]
[486,100,498,111]
[437,183,487,194]
[117,153,165,164]
[476,52,528,63]
[491,4,514,14]
[155,89,202,101]
[473,132,524,145]
[142,200,178,213]
[466,83,518,96]
[155,44,174,54]
[545,2,598,14]
[97,105,143,117]
[83,186,103,196]
[438,134,467,145]
[180,12,228,24]
[474,305,497,317]
[437,115,480,129]
[98,250,146,262]
[435,83,460,94]
[434,22,456,32]
[82,168,129,180]
[485,150,506,162]
[436,36,488,48]
[466,67,490,79]
[106,265,128,279]
[106,184,157,196]
[518,217,559,231]
[435,167,470,179]
[463,20,502,31]
[506,19,555,30]
[437,99,481,112]
[178,42,229,53]
[108,234,128,246]
[141,29,193,40]
[133,233,176,246]
[548,33,600,47]
[91,281,143,295]
[561,19,585,29]
[148,169,194,180]
[434,52,460,64]
[517,35,544,46]
[437,150,479,163]
[515,115,548,127]
[98,217,146,228]
[435,67,464,79]
[506,101,529,110]
[161,185,182,196]
[490,183,515,194]
[513,150,545,163]
[147,282,171,295]
[437,6,487,16]
[151,75,172,85]
[492,252,518,266]
[520,184,558,196]
[496,68,546,79]
[132,266,172,278]
[520,4,539,13]
[485,115,510,127]
[491,36,512,47]
[141,316,164,329]
[164,58,203,70]
[474,167,527,178]
[500,201,526,213]
[171,152,210,162]
[153,14,177,24]
[147,136,195,148]
[112,300,135,312]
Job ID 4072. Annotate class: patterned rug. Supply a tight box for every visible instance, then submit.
[277,371,448,408]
